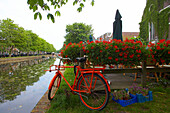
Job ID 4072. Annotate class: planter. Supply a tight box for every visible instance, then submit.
[112,94,137,107]
[136,91,153,103]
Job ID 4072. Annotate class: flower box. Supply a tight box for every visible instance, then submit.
[136,91,153,103]
[112,93,137,107]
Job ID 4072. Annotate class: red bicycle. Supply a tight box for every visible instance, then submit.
[45,55,111,110]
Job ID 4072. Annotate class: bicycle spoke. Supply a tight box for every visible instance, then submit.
[77,74,109,110]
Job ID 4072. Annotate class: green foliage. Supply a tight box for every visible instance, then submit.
[158,8,170,39]
[60,41,85,62]
[27,0,95,23]
[139,0,169,41]
[0,18,56,54]
[64,22,93,45]
[60,39,170,67]
[86,39,147,66]
[147,39,170,64]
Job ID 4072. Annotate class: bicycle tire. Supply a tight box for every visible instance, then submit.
[48,75,61,100]
[77,73,109,110]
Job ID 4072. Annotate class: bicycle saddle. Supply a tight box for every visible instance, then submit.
[76,57,86,62]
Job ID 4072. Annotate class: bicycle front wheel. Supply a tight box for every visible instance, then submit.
[77,73,110,110]
[48,75,61,100]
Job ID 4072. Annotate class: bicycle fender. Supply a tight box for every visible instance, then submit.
[48,73,59,90]
[97,73,111,92]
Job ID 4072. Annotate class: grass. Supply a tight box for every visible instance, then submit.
[46,68,170,113]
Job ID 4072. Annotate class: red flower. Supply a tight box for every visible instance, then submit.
[115,58,119,61]
[91,46,94,49]
[156,46,161,50]
[136,41,142,45]
[120,58,123,61]
[116,49,119,52]
[168,51,170,54]
[100,50,102,53]
[114,45,118,49]
[105,46,109,49]
[82,47,85,50]
[96,57,98,59]
[68,42,72,46]
[137,55,140,57]
[65,55,68,58]
[138,50,141,53]
[129,54,134,58]
[86,50,89,53]
[160,59,165,63]
[119,53,123,56]
[149,49,153,52]
[159,39,165,43]
[71,46,74,48]
[124,55,127,58]
[79,41,83,44]
[166,40,170,44]
[108,57,112,60]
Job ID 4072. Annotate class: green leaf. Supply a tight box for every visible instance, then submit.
[80,3,84,8]
[83,0,86,2]
[34,12,38,20]
[33,5,38,12]
[38,0,44,7]
[51,15,55,23]
[47,6,50,11]
[38,13,42,20]
[28,0,38,6]
[73,1,78,6]
[77,7,82,12]
[91,0,94,6]
[47,13,55,23]
[55,11,61,16]
[47,13,50,20]
[54,5,57,9]
[58,5,60,8]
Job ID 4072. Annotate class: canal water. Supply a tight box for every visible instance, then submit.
[0,58,60,113]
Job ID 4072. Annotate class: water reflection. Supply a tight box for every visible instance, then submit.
[0,58,55,103]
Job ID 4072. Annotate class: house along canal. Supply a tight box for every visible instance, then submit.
[0,57,61,113]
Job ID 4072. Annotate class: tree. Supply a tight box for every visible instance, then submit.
[0,18,56,56]
[64,22,93,45]
[0,18,20,56]
[27,0,95,23]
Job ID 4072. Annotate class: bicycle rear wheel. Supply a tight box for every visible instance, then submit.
[77,73,109,110]
[48,75,61,100]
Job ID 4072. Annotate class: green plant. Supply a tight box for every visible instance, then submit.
[86,39,147,66]
[129,83,149,96]
[139,0,169,40]
[147,39,170,64]
[60,41,85,63]
[113,89,131,100]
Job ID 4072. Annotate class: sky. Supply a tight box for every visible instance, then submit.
[0,0,146,50]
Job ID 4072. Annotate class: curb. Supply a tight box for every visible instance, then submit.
[31,91,51,113]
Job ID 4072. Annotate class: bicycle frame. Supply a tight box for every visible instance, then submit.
[47,64,111,93]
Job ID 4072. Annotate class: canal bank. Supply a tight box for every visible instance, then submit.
[0,57,58,113]
[0,55,52,65]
